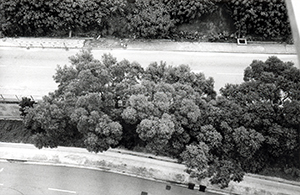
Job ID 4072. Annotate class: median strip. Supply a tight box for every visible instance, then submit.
[48,188,77,194]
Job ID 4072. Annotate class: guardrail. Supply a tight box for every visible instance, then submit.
[0,94,39,103]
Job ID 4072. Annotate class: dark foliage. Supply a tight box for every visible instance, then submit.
[228,0,291,41]
[0,0,291,41]
[19,97,35,117]
[22,52,300,188]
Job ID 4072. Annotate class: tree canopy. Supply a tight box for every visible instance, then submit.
[23,51,300,188]
[219,56,300,176]
[0,0,291,41]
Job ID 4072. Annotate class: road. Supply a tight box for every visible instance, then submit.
[0,161,218,195]
[1,142,300,195]
[0,47,298,99]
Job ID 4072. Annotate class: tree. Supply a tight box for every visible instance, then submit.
[23,96,82,149]
[166,0,219,23]
[126,0,175,38]
[26,50,273,188]
[136,113,175,152]
[180,142,210,176]
[180,141,244,189]
[220,56,300,172]
[179,56,299,188]
[228,0,291,41]
[70,93,122,152]
[24,50,143,152]
[19,97,35,117]
[120,62,216,156]
[0,0,125,37]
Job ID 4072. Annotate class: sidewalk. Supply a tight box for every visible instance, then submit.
[0,37,85,49]
[0,37,297,54]
[126,40,297,54]
[0,142,299,195]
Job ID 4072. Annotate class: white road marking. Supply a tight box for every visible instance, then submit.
[48,188,77,194]
[0,168,3,172]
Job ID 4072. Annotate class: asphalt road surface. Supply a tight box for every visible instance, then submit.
[0,161,219,195]
[0,47,298,99]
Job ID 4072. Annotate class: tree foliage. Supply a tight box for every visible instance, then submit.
[126,0,175,39]
[23,51,300,188]
[179,56,300,188]
[219,56,300,174]
[0,0,126,36]
[0,0,291,41]
[19,97,35,117]
[228,0,291,40]
[163,0,219,24]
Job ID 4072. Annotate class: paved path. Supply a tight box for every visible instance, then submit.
[0,142,300,195]
[0,37,297,54]
[126,40,297,54]
[0,37,85,49]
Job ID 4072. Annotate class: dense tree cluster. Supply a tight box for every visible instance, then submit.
[23,51,300,188]
[228,0,291,40]
[219,57,300,172]
[0,0,291,41]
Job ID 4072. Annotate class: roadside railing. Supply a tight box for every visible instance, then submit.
[0,94,41,103]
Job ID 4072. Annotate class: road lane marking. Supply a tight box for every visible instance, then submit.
[0,168,3,172]
[0,183,3,186]
[48,188,77,194]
